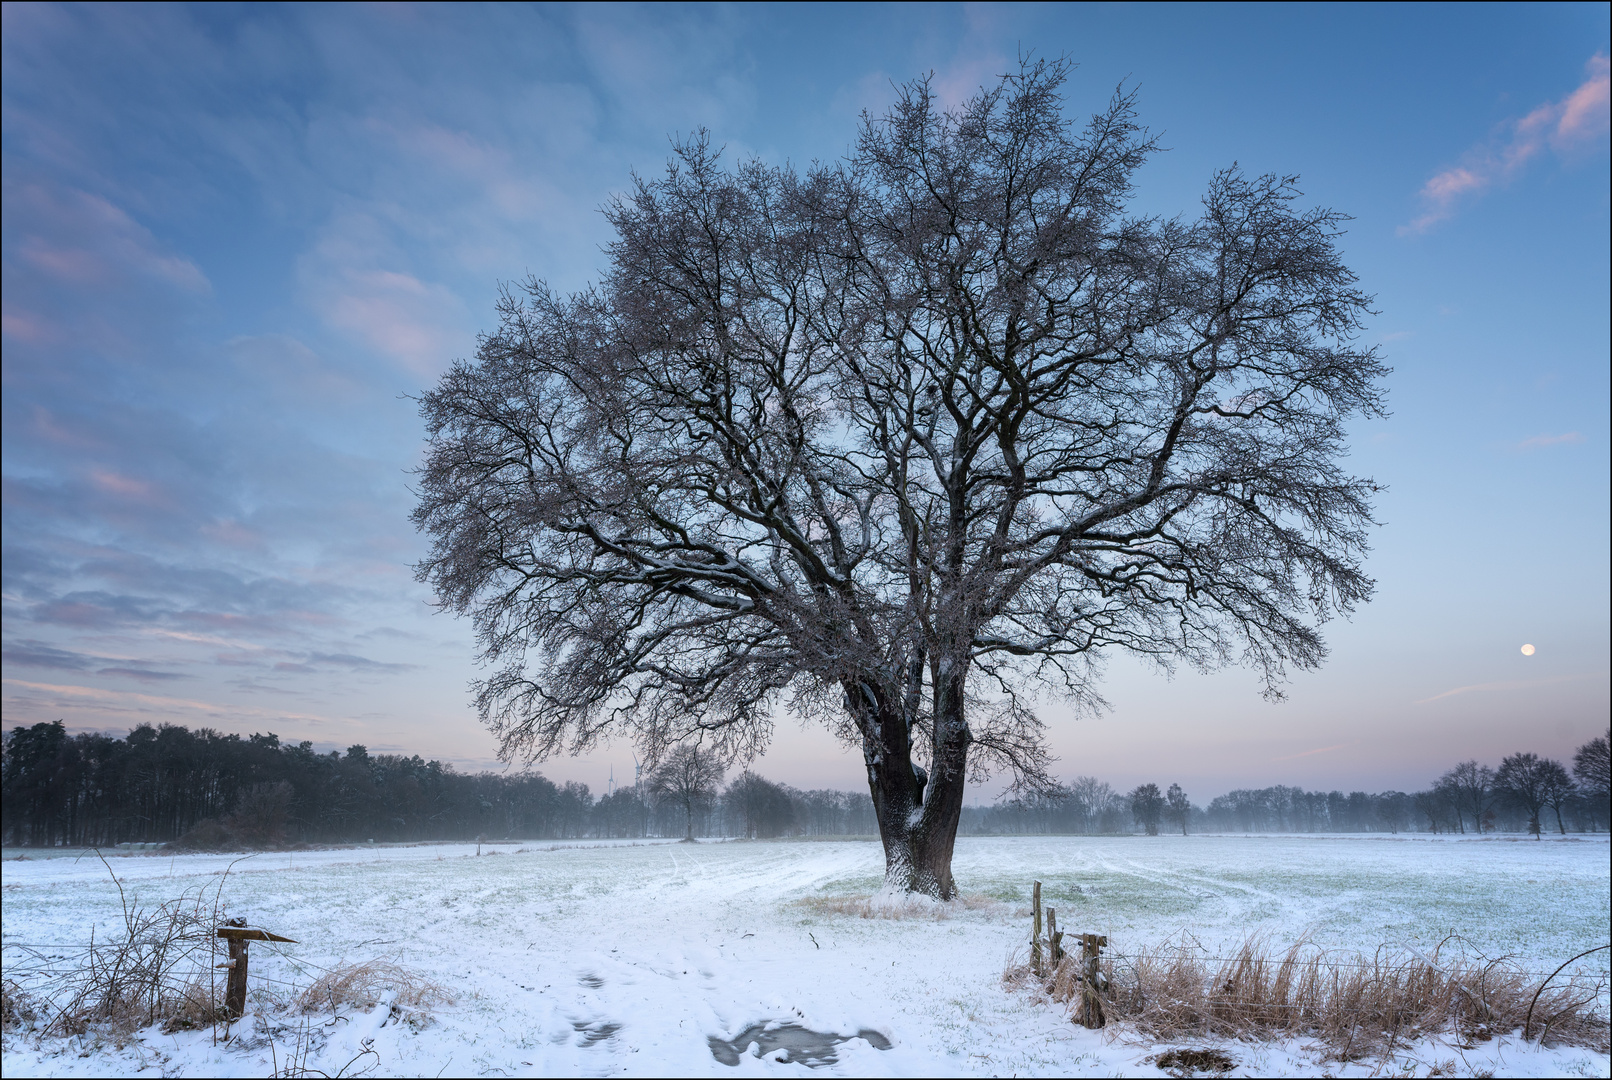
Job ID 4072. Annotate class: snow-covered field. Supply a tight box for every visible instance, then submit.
[3,834,1608,1077]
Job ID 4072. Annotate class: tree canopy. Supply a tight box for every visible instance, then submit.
[414,59,1387,894]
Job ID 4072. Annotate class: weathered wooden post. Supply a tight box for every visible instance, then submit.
[1047,908,1064,967]
[1030,881,1044,977]
[216,922,297,1018]
[1073,932,1108,1028]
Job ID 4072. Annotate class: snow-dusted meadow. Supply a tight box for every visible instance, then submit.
[3,834,1608,1077]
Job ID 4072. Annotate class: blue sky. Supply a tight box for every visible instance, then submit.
[3,3,1607,800]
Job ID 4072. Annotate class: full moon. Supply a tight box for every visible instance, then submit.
[1521,643,1536,656]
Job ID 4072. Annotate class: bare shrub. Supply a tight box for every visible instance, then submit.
[295,961,451,1024]
[1014,933,1609,1057]
[169,817,237,852]
[169,782,296,851]
[8,854,234,1036]
[225,781,293,848]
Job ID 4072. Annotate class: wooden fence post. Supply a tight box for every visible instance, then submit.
[216,923,298,1018]
[1047,908,1063,967]
[1073,932,1108,1029]
[1030,881,1044,977]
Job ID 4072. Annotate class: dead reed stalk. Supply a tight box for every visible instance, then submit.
[1010,934,1609,1057]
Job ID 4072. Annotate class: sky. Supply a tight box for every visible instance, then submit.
[3,2,1608,803]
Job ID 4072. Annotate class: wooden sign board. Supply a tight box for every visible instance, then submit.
[216,927,297,943]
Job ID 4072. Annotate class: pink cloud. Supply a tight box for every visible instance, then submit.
[20,239,107,283]
[1401,54,1610,235]
[1556,55,1612,147]
[324,270,465,378]
[932,52,1010,112]
[11,186,210,292]
[202,518,261,549]
[1,305,55,343]
[1414,679,1530,704]
[1516,431,1586,450]
[1,677,340,728]
[89,469,161,501]
[1414,671,1592,704]
[31,406,101,450]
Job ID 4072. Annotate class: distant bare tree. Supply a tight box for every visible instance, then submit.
[1437,761,1495,834]
[1413,787,1459,833]
[1374,790,1411,834]
[1164,783,1191,836]
[1574,730,1610,832]
[648,746,724,840]
[725,770,796,838]
[1494,752,1559,839]
[1574,731,1610,797]
[1068,776,1119,834]
[413,59,1385,896]
[1130,783,1164,836]
[1537,760,1576,835]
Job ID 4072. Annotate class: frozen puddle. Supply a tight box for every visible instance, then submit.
[708,1022,892,1067]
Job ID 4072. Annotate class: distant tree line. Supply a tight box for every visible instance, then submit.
[972,734,1609,838]
[0,722,874,848]
[2,722,1606,847]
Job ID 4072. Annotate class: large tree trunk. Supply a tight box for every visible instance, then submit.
[852,665,972,899]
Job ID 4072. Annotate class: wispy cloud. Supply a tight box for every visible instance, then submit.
[1515,432,1586,450]
[1271,742,1351,762]
[1401,55,1610,235]
[97,666,190,683]
[1414,672,1595,704]
[1,677,340,727]
[1415,680,1530,704]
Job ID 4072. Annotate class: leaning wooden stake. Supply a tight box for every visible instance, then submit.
[1030,881,1044,977]
[1047,908,1064,966]
[216,922,298,1018]
[1073,932,1108,1029]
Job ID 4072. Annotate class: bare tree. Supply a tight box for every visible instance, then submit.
[1067,776,1117,834]
[1574,730,1610,832]
[1537,760,1575,836]
[648,746,724,840]
[1574,731,1610,796]
[1494,752,1558,839]
[413,59,1384,896]
[1414,787,1459,833]
[1437,761,1495,834]
[725,770,796,838]
[1164,783,1191,836]
[1374,790,1411,834]
[1130,783,1164,835]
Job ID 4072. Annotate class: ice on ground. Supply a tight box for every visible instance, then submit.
[3,834,1608,1077]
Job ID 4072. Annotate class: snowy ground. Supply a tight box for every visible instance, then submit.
[3,834,1608,1077]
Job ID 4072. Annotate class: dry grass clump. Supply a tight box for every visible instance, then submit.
[798,892,1001,920]
[2,978,40,1030]
[1011,934,1609,1057]
[1153,1047,1237,1075]
[295,961,452,1021]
